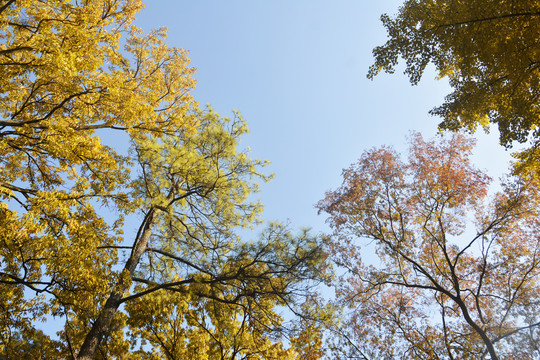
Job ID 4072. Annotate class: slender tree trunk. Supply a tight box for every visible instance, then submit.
[455,298,499,360]
[76,209,158,360]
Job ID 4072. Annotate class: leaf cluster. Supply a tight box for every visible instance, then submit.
[0,1,329,359]
[318,133,540,360]
[369,0,540,161]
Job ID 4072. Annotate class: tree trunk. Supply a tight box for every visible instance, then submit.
[456,297,499,360]
[76,209,158,360]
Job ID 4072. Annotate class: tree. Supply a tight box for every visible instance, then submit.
[0,328,60,360]
[317,133,540,360]
[368,0,540,169]
[123,226,326,360]
[0,1,327,358]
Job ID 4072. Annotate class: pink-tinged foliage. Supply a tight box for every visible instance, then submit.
[318,132,540,360]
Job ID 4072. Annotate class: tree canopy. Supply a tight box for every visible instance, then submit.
[368,0,540,169]
[318,133,540,360]
[0,1,327,359]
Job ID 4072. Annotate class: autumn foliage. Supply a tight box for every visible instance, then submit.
[0,1,327,359]
[3,0,539,359]
[318,133,540,360]
[369,0,540,172]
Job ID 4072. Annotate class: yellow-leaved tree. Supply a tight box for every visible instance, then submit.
[0,1,328,359]
[368,0,540,171]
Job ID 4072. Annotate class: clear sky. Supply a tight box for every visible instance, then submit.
[134,1,513,234]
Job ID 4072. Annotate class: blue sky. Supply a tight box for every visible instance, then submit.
[134,1,513,234]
